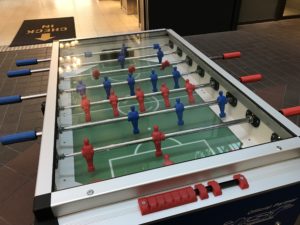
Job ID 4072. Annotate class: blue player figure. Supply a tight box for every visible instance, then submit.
[175,98,185,126]
[127,106,140,134]
[76,80,86,96]
[127,73,135,96]
[121,43,128,56]
[118,52,125,69]
[172,66,181,89]
[153,43,160,49]
[217,90,228,118]
[150,69,158,92]
[103,76,112,99]
[157,47,164,63]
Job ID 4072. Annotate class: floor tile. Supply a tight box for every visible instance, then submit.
[5,143,40,179]
[0,180,35,225]
[0,166,28,203]
[0,147,19,165]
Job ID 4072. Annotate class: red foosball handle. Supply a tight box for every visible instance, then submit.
[239,74,262,83]
[279,106,300,117]
[223,51,241,59]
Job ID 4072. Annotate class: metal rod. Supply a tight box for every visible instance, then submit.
[60,100,217,132]
[61,118,248,159]
[63,51,175,68]
[38,58,51,63]
[31,68,50,73]
[36,131,43,136]
[66,44,169,58]
[61,71,196,93]
[62,83,210,110]
[61,60,185,80]
[21,93,47,100]
[165,118,248,138]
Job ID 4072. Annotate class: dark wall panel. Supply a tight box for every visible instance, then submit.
[146,0,240,36]
[239,0,280,23]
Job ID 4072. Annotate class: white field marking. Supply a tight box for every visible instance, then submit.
[194,150,206,159]
[168,137,182,145]
[68,94,187,117]
[134,137,182,154]
[202,139,215,155]
[109,160,115,178]
[134,144,142,154]
[153,96,160,111]
[229,142,240,151]
[109,139,212,176]
[217,142,240,153]
[110,77,121,82]
[117,100,129,116]
[135,73,141,80]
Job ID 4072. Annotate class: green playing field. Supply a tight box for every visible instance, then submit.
[67,54,241,185]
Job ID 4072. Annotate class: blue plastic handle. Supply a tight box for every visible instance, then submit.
[0,131,37,145]
[16,58,38,66]
[7,69,31,77]
[0,95,21,105]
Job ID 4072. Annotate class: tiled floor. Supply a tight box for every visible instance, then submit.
[0,0,140,46]
[0,1,140,224]
[185,18,300,126]
[0,48,51,225]
[0,10,299,225]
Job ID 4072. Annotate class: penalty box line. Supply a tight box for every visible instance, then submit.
[109,139,214,178]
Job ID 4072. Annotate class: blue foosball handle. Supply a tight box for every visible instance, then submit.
[7,69,31,77]
[16,58,38,66]
[0,131,37,145]
[0,95,21,105]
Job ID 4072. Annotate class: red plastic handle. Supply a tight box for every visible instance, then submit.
[223,51,241,59]
[280,106,300,117]
[233,174,249,189]
[239,74,262,83]
[207,180,222,196]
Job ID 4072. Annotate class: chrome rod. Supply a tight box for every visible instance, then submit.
[61,118,248,159]
[61,83,210,110]
[21,93,47,100]
[36,131,43,136]
[75,51,175,67]
[66,44,169,58]
[31,68,50,73]
[60,71,195,93]
[61,60,185,80]
[60,100,217,132]
[38,58,51,63]
[165,118,248,138]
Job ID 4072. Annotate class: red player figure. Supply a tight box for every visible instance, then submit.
[160,83,171,108]
[163,154,174,166]
[160,60,170,70]
[151,125,166,157]
[135,87,146,112]
[185,79,196,104]
[81,138,95,172]
[92,69,100,79]
[109,90,119,117]
[81,95,91,122]
[128,65,136,74]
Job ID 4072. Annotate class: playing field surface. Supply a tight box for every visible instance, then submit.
[65,50,240,185]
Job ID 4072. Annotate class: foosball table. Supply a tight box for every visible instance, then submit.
[2,29,300,225]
